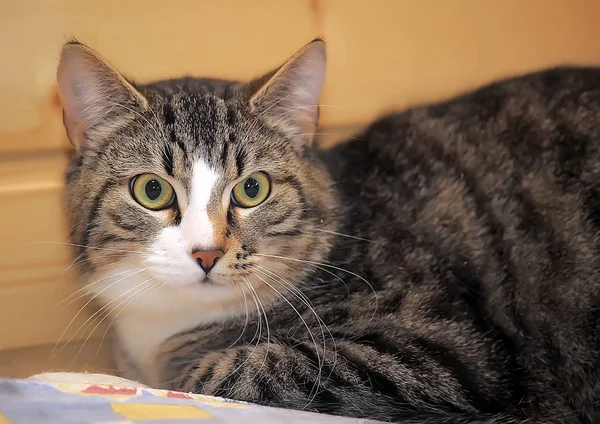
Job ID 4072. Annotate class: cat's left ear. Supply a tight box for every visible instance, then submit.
[56,40,148,151]
[249,38,326,146]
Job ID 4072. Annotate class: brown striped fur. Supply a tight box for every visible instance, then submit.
[59,39,600,423]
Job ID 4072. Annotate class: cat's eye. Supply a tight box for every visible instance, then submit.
[231,172,271,208]
[130,173,175,210]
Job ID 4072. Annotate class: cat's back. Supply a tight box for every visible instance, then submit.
[327,64,600,290]
[328,66,600,174]
[321,66,600,411]
[325,66,600,230]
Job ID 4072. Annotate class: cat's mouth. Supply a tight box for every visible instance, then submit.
[198,276,216,285]
[175,276,218,287]
[189,272,231,288]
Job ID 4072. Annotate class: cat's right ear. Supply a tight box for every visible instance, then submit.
[249,39,326,147]
[56,40,147,151]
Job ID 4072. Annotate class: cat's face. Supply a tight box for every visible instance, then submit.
[58,40,337,314]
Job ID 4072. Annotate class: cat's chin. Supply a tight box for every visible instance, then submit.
[169,278,226,292]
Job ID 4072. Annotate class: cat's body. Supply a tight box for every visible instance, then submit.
[58,40,600,423]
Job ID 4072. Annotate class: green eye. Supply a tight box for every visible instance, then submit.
[130,173,175,210]
[231,172,271,208]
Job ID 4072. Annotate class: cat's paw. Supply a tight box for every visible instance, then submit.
[176,344,288,402]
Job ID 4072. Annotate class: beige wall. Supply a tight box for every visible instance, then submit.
[2,0,600,375]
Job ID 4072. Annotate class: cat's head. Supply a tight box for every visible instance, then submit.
[58,39,337,315]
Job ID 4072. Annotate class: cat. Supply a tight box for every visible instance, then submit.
[57,38,600,423]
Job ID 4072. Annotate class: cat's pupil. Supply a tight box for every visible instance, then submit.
[244,177,260,198]
[145,179,162,200]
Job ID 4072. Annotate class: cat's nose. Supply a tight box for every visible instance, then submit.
[191,249,225,274]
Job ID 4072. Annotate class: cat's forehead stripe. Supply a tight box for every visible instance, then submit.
[189,160,218,210]
[179,159,219,248]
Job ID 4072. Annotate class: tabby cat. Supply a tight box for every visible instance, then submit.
[57,38,600,423]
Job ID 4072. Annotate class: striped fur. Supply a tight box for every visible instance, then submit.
[60,39,600,423]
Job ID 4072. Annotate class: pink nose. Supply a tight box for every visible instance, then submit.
[191,249,224,274]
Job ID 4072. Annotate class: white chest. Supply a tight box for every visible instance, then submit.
[113,302,242,387]
[90,271,245,387]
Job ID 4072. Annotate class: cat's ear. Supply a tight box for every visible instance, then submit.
[249,38,326,145]
[56,40,147,151]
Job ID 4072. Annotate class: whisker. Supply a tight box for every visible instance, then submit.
[96,277,162,356]
[51,267,147,358]
[256,265,333,346]
[255,265,339,403]
[226,282,252,350]
[243,278,271,385]
[64,251,134,271]
[73,276,158,366]
[69,274,153,354]
[255,253,378,320]
[307,227,376,243]
[54,267,138,313]
[60,253,123,278]
[252,271,324,405]
[195,279,263,394]
[60,251,88,276]
[240,280,263,351]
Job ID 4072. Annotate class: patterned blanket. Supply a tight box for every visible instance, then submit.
[0,373,380,423]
